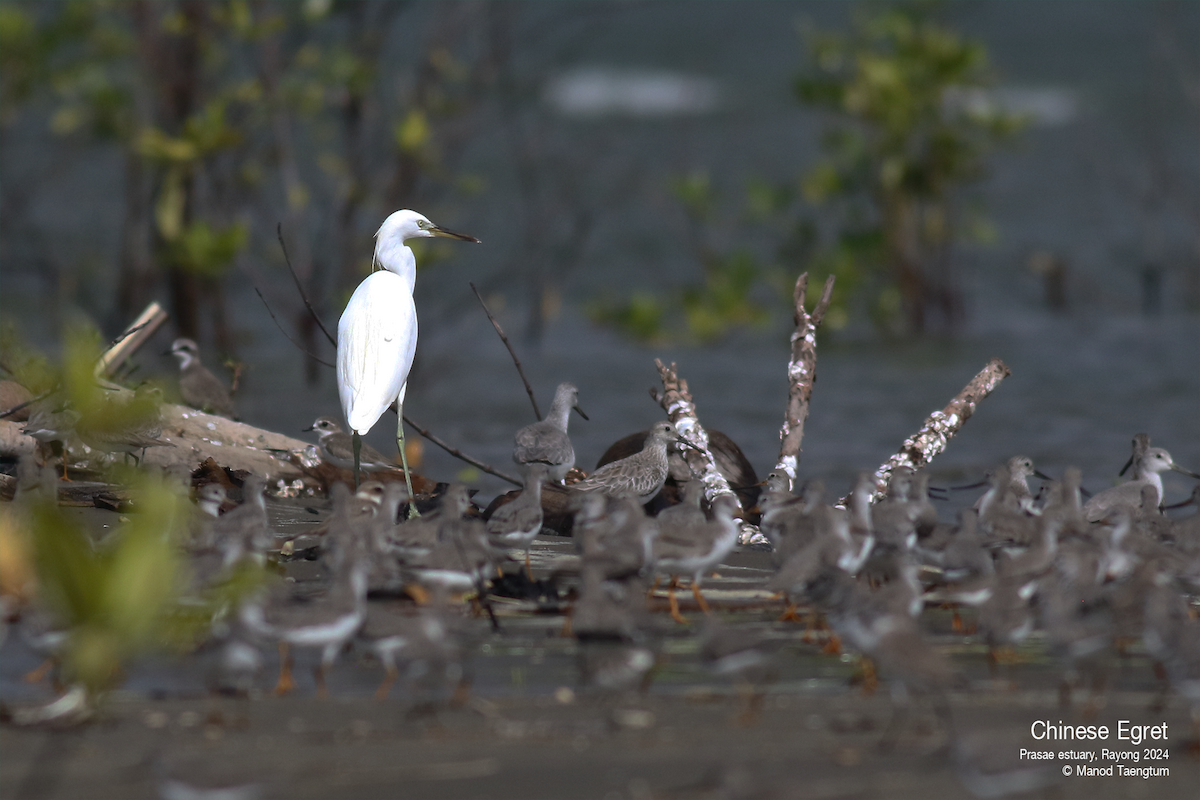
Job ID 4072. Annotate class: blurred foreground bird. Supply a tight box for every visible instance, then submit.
[486,464,548,579]
[652,493,740,623]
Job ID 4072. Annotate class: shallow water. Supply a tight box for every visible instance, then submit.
[0,2,1196,507]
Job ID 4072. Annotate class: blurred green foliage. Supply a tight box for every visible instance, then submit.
[793,1,1026,332]
[3,325,270,700]
[27,474,191,694]
[596,1,1024,342]
[1,0,488,352]
[590,171,781,344]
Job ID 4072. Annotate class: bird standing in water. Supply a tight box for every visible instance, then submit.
[337,210,479,503]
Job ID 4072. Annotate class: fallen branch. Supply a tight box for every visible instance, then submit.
[651,359,760,544]
[469,282,540,420]
[775,273,835,485]
[864,357,1012,502]
[94,302,169,380]
[1,406,310,485]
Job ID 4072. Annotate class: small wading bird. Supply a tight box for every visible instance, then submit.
[512,382,588,482]
[337,210,479,503]
[167,338,237,418]
[305,416,397,476]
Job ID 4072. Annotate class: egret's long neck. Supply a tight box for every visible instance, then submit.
[374,239,417,292]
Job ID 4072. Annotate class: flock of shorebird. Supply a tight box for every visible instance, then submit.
[5,208,1199,761]
[15,357,1199,754]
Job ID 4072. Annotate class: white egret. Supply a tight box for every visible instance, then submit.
[337,209,479,504]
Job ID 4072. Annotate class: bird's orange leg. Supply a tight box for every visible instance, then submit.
[375,662,399,702]
[273,642,296,696]
[668,578,688,625]
[23,658,55,684]
[691,582,712,615]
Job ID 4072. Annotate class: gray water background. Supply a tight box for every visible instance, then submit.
[1,1,1197,504]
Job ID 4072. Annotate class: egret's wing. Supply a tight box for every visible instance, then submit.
[337,271,417,434]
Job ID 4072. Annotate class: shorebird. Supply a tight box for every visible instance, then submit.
[572,421,692,504]
[1142,569,1200,721]
[577,641,657,696]
[918,509,994,584]
[399,485,505,602]
[570,564,652,641]
[167,337,236,418]
[651,493,740,623]
[305,416,397,475]
[812,568,959,748]
[512,382,587,482]
[975,456,1045,517]
[486,463,548,578]
[384,483,471,562]
[356,603,470,703]
[239,515,371,696]
[573,492,658,581]
[21,399,78,478]
[1084,446,1200,522]
[206,476,274,565]
[74,388,171,465]
[654,478,707,544]
[758,479,825,566]
[699,618,780,724]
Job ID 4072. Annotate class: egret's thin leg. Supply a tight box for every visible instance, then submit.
[352,432,362,491]
[396,404,419,518]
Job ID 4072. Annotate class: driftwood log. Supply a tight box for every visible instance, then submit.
[650,359,764,545]
[862,357,1012,503]
[0,405,312,491]
[775,273,835,485]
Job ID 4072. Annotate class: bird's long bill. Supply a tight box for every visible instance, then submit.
[1170,463,1200,479]
[573,405,590,421]
[1117,455,1134,477]
[430,225,481,243]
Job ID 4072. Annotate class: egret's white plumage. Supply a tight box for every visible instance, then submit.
[338,269,417,435]
[336,209,478,497]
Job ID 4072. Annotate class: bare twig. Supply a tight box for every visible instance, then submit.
[0,390,51,420]
[775,273,835,485]
[862,357,1012,503]
[391,407,522,487]
[652,359,760,544]
[253,287,335,368]
[469,282,540,420]
[277,223,337,349]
